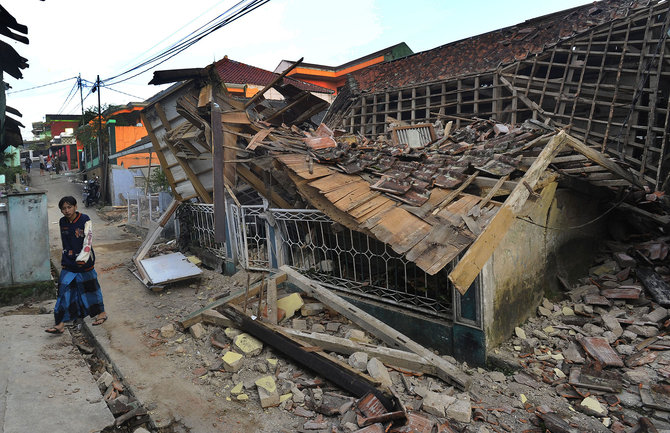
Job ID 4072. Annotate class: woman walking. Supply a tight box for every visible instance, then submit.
[45,196,107,334]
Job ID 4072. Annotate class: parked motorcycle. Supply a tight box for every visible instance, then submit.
[82,176,100,207]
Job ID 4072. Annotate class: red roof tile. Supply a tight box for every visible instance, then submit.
[350,0,649,93]
[213,56,333,94]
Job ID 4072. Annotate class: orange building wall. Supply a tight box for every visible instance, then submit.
[113,126,150,168]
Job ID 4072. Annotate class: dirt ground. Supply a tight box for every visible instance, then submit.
[4,170,669,433]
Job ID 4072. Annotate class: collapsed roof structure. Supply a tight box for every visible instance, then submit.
[141,0,670,365]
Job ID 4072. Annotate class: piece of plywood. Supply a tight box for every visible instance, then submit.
[448,131,568,294]
[141,252,202,285]
[281,266,470,390]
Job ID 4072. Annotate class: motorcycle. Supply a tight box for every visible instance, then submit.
[82,176,100,207]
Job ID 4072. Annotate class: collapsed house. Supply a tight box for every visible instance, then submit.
[139,0,670,366]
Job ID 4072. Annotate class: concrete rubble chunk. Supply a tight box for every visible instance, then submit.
[345,329,370,344]
[422,391,456,417]
[613,252,636,268]
[276,293,304,319]
[222,351,244,372]
[590,261,618,277]
[189,322,206,340]
[562,306,575,316]
[489,371,506,383]
[230,382,244,395]
[366,357,393,388]
[542,298,554,310]
[311,323,326,333]
[224,327,241,339]
[579,396,607,416]
[348,351,368,371]
[301,302,325,316]
[133,428,151,433]
[627,325,658,338]
[538,306,552,317]
[160,323,176,338]
[292,318,307,331]
[255,375,280,408]
[642,307,668,323]
[233,333,264,357]
[601,314,623,338]
[326,322,341,332]
[514,327,527,339]
[96,371,114,389]
[447,397,472,423]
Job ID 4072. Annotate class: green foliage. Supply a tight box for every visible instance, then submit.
[148,167,171,193]
[0,165,24,181]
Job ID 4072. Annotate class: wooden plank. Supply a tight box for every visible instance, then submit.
[266,278,277,325]
[244,57,304,109]
[221,111,251,124]
[237,164,292,209]
[133,199,180,262]
[218,302,396,408]
[324,181,369,203]
[211,103,226,243]
[449,131,568,294]
[309,173,360,193]
[139,112,183,201]
[179,272,287,328]
[349,196,393,220]
[279,328,436,375]
[367,207,431,254]
[245,128,272,151]
[280,266,470,390]
[468,175,509,217]
[562,134,644,189]
[198,84,213,108]
[431,171,480,216]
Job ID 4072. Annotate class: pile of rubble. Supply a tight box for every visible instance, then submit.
[490,236,670,433]
[139,235,670,433]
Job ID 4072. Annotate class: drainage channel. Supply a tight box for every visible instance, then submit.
[70,321,192,433]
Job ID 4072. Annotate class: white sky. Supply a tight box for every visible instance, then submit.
[3,0,593,139]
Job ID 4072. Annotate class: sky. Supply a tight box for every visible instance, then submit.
[3,0,593,140]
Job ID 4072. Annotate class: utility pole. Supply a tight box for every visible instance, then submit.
[95,75,108,204]
[78,74,84,170]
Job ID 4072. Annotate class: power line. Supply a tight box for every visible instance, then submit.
[102,85,144,100]
[56,79,80,114]
[6,76,77,94]
[103,0,270,86]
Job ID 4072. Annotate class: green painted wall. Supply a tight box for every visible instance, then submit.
[481,184,605,350]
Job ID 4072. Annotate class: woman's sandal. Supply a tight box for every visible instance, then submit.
[45,326,64,334]
[92,315,108,326]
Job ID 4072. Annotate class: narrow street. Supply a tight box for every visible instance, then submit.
[28,170,268,432]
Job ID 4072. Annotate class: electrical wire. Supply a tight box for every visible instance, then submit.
[516,188,632,231]
[6,76,77,94]
[102,85,144,100]
[56,79,80,114]
[103,0,270,86]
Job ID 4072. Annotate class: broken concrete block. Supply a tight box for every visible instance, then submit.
[542,298,554,310]
[186,255,202,266]
[301,302,325,316]
[326,322,340,332]
[160,324,176,338]
[447,397,471,423]
[366,357,392,388]
[538,306,552,317]
[311,323,325,333]
[224,327,241,339]
[616,344,635,356]
[236,393,249,401]
[489,372,506,383]
[422,391,456,417]
[233,333,263,357]
[189,322,206,340]
[613,252,636,268]
[133,428,151,433]
[590,261,618,277]
[579,396,607,416]
[627,325,658,338]
[280,393,292,403]
[642,307,668,323]
[514,327,527,339]
[345,329,370,344]
[290,384,305,404]
[348,352,368,371]
[222,351,244,372]
[292,318,307,331]
[562,306,575,316]
[230,382,244,396]
[276,293,304,319]
[266,358,278,369]
[96,371,114,389]
[601,315,623,338]
[255,376,280,408]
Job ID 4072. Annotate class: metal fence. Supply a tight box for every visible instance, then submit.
[176,203,226,259]
[178,202,454,319]
[127,194,162,228]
